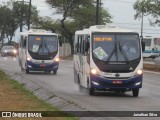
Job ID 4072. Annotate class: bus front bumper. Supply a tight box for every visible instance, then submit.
[90,74,143,91]
[26,61,59,71]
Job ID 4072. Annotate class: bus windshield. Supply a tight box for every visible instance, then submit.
[28,35,58,55]
[93,33,140,63]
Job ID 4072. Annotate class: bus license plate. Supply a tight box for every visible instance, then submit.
[40,64,46,67]
[112,80,122,84]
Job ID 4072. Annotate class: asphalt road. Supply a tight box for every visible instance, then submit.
[0,56,160,120]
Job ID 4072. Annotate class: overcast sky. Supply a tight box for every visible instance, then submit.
[33,0,160,36]
[1,0,160,37]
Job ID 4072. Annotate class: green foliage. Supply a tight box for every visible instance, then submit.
[134,0,160,25]
[32,16,61,33]
[0,1,39,45]
[45,0,112,53]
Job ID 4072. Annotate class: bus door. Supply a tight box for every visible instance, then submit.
[81,35,90,88]
[19,35,26,70]
[21,36,27,69]
[74,35,84,85]
[77,35,87,87]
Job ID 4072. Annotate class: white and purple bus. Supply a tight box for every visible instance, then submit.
[74,25,145,97]
[18,29,59,74]
[143,36,160,59]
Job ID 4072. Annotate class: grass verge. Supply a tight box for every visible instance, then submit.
[0,70,77,120]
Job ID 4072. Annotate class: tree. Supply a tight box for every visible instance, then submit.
[46,0,112,53]
[134,0,160,25]
[32,16,60,33]
[0,1,39,45]
[0,5,12,46]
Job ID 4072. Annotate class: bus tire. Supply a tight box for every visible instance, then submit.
[78,84,83,92]
[132,89,139,97]
[45,71,51,74]
[53,70,57,75]
[89,88,94,95]
[26,68,29,74]
[77,74,83,92]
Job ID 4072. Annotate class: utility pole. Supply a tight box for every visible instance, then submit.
[141,0,145,37]
[28,0,32,30]
[95,0,102,25]
[95,0,99,25]
[141,12,144,37]
[20,0,24,32]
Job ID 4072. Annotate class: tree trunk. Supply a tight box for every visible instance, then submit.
[69,35,74,54]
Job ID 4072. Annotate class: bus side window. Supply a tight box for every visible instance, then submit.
[77,36,80,53]
[80,36,84,54]
[82,40,85,54]
[23,37,27,48]
[85,35,90,55]
[80,36,83,53]
[74,36,78,54]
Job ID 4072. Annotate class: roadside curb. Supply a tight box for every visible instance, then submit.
[144,70,160,75]
[1,68,108,120]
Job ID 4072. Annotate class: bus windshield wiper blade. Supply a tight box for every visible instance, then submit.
[37,41,43,54]
[118,41,129,64]
[44,42,51,55]
[105,41,116,63]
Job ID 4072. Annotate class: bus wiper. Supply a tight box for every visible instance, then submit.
[37,41,43,54]
[105,41,117,63]
[44,42,51,55]
[118,41,129,64]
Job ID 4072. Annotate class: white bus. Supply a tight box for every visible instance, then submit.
[143,36,160,58]
[74,25,145,97]
[18,29,59,74]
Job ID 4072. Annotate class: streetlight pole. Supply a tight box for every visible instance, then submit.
[28,0,31,30]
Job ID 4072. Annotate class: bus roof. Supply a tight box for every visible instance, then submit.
[75,25,137,35]
[20,29,57,36]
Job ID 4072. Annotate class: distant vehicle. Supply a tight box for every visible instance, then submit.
[74,25,145,97]
[18,29,59,74]
[143,36,160,59]
[154,55,160,65]
[1,46,17,57]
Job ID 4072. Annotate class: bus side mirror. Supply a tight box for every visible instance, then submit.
[141,41,145,52]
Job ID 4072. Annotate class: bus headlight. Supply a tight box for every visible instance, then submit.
[91,68,101,75]
[91,69,97,74]
[13,50,17,54]
[55,58,60,62]
[133,69,143,76]
[137,69,143,75]
[27,57,31,61]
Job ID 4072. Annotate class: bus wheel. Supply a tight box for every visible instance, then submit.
[132,89,139,97]
[89,88,94,95]
[53,70,57,75]
[26,68,29,74]
[78,84,83,92]
[45,71,51,74]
